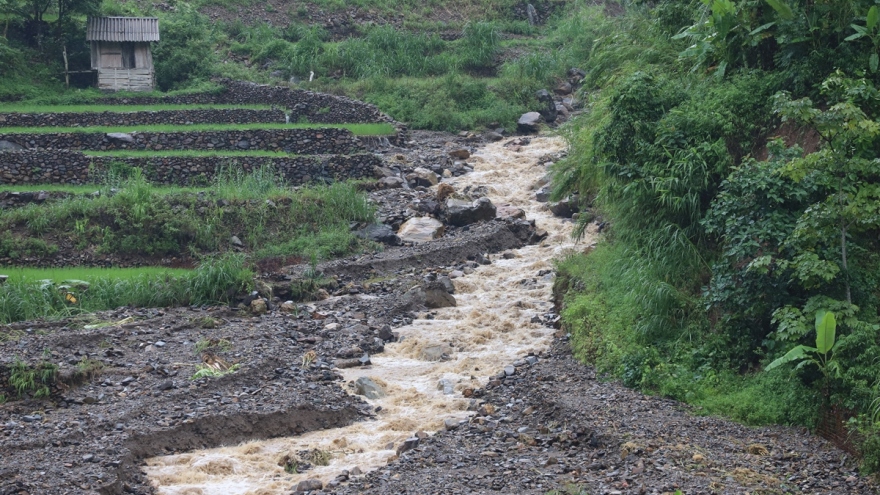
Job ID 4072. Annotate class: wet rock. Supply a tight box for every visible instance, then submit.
[504,365,516,376]
[444,418,461,431]
[445,197,496,227]
[496,205,526,219]
[396,436,420,455]
[549,197,579,218]
[377,325,396,342]
[398,217,445,243]
[377,176,405,189]
[424,285,456,308]
[355,224,401,246]
[535,186,551,202]
[535,89,557,123]
[437,275,455,294]
[448,149,470,159]
[517,112,543,133]
[437,379,455,395]
[293,479,323,493]
[485,131,504,141]
[280,301,297,313]
[354,376,386,399]
[409,167,439,187]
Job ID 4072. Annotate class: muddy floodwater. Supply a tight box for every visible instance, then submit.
[144,136,592,494]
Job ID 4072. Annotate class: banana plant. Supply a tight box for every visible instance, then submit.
[766,310,840,379]
[845,5,880,72]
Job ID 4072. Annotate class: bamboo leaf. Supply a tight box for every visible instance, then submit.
[815,310,836,354]
[869,6,879,31]
[870,53,878,72]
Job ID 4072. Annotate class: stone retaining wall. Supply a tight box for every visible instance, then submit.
[97,80,409,145]
[0,109,287,128]
[0,149,381,186]
[0,128,364,154]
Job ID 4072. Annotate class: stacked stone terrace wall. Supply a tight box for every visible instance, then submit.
[0,150,381,186]
[0,109,286,128]
[0,128,364,154]
[96,80,409,145]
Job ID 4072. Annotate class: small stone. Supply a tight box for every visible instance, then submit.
[444,418,461,431]
[358,353,371,366]
[448,149,470,159]
[437,378,455,395]
[153,341,166,347]
[280,301,297,313]
[229,235,244,247]
[82,454,96,463]
[377,325,396,342]
[504,365,515,376]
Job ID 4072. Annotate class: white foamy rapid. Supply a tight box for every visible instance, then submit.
[144,136,594,494]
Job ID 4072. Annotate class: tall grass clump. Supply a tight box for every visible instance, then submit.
[0,254,253,324]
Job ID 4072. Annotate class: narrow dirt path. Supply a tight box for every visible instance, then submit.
[143,136,585,494]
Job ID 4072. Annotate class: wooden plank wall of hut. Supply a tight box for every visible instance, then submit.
[97,68,154,91]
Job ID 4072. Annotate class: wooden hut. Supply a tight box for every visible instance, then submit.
[87,17,159,92]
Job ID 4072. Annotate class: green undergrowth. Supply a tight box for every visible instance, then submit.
[0,254,253,324]
[556,247,820,428]
[0,122,396,136]
[0,165,377,261]
[0,103,274,113]
[552,0,880,472]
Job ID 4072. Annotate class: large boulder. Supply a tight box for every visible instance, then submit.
[0,140,24,151]
[535,89,557,123]
[446,197,496,227]
[549,196,579,218]
[398,217,445,243]
[356,224,401,246]
[517,112,543,133]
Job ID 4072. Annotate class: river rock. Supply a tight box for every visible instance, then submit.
[535,89,557,123]
[446,197,496,226]
[398,217,444,243]
[448,149,470,159]
[409,167,439,187]
[549,197,579,218]
[496,205,526,219]
[517,112,543,133]
[396,436,420,455]
[355,376,386,399]
[377,176,405,189]
[293,479,323,493]
[555,81,573,95]
[437,379,455,395]
[356,224,401,246]
[424,285,456,308]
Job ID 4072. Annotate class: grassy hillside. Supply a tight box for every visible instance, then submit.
[0,0,578,131]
